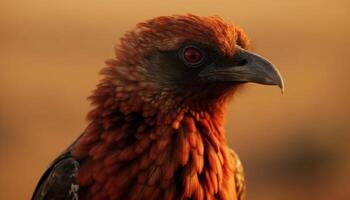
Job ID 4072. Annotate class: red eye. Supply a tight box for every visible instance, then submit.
[182,46,204,65]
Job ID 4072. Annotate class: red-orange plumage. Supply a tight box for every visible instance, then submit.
[32,13,288,200]
[70,14,249,200]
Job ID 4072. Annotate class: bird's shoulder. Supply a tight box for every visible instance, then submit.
[229,149,246,200]
[31,147,80,200]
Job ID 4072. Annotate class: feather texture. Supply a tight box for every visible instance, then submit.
[32,14,250,200]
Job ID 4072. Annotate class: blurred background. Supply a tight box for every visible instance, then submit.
[1,0,349,199]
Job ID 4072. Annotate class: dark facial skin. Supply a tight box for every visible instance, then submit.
[144,42,219,88]
[144,41,284,95]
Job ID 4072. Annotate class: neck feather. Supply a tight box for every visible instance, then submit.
[71,66,237,199]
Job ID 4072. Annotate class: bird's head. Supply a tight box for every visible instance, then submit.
[104,15,284,112]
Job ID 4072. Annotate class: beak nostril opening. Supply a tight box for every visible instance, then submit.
[231,51,249,67]
[237,58,248,66]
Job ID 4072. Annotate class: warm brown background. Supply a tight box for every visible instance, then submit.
[1,0,349,199]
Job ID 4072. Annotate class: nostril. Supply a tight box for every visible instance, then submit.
[236,58,248,66]
[231,52,249,66]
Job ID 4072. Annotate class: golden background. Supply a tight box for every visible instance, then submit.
[1,0,349,199]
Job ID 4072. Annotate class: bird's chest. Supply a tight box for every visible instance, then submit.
[74,114,236,199]
[77,144,236,199]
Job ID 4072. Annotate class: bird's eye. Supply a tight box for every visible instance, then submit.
[182,45,204,67]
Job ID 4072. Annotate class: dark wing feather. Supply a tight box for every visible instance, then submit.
[32,150,80,200]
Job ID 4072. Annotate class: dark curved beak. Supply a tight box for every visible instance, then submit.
[199,46,284,93]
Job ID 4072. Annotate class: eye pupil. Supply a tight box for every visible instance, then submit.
[183,46,203,65]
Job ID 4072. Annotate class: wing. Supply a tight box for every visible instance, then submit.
[32,150,80,200]
[230,149,246,200]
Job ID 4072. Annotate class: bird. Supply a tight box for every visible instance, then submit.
[32,14,283,200]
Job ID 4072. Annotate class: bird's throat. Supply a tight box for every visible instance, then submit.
[70,70,237,199]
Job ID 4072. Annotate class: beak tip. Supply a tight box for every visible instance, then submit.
[279,84,284,94]
[277,78,285,94]
[271,66,284,95]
